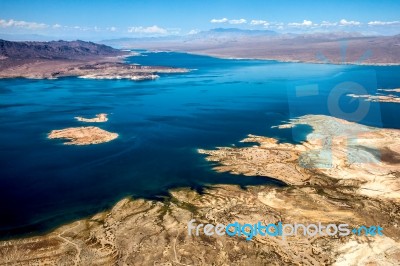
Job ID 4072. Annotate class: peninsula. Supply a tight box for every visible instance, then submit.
[0,39,188,79]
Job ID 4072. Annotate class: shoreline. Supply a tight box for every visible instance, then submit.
[168,50,400,66]
[131,48,400,66]
[0,53,188,80]
[1,114,399,265]
[1,49,399,81]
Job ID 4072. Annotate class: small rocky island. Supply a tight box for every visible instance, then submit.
[48,113,118,145]
[75,113,109,123]
[347,90,400,103]
[0,39,188,79]
[48,126,118,145]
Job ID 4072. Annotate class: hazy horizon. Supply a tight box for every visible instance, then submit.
[1,0,400,41]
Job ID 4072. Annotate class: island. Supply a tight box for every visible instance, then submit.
[379,88,400,93]
[347,88,400,103]
[48,126,118,145]
[75,113,109,123]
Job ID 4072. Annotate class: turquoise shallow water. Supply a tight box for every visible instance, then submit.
[0,52,399,238]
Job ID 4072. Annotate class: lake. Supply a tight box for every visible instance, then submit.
[0,51,399,238]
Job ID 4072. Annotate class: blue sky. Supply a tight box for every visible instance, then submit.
[1,0,399,40]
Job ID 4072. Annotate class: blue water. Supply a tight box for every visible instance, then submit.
[0,52,399,239]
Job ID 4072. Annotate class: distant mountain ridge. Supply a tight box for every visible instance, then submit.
[0,39,125,60]
[100,28,278,47]
[99,29,400,65]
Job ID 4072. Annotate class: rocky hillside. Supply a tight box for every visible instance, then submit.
[0,39,126,60]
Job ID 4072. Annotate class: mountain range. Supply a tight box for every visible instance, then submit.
[100,28,400,65]
[0,28,399,65]
[0,39,124,60]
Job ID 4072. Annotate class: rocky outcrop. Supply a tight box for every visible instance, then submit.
[75,114,109,123]
[347,92,400,103]
[48,126,118,145]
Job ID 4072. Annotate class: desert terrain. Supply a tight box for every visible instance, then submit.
[2,115,399,265]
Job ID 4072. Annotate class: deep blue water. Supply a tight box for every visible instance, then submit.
[0,52,399,239]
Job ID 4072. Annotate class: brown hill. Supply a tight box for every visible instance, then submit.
[0,39,125,60]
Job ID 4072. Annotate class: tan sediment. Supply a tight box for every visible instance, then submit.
[75,113,108,123]
[1,115,399,265]
[378,88,400,93]
[48,126,118,145]
[333,236,400,266]
[347,93,400,103]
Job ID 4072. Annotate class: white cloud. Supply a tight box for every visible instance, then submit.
[128,25,167,34]
[250,20,269,26]
[339,19,361,26]
[0,18,48,29]
[52,23,62,29]
[188,29,199,35]
[107,26,117,32]
[368,20,400,26]
[320,21,337,27]
[288,20,314,27]
[166,27,181,35]
[210,18,246,25]
[210,18,228,23]
[229,19,247,25]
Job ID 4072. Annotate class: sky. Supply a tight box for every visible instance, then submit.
[0,0,400,40]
